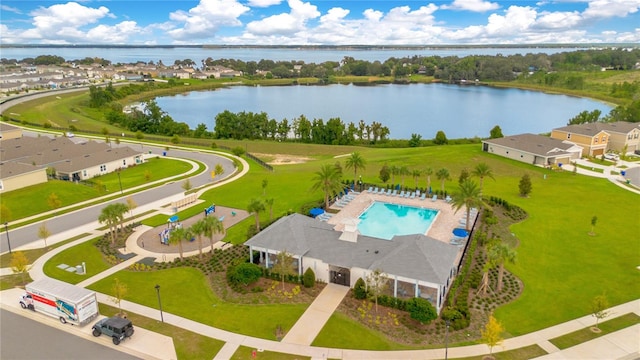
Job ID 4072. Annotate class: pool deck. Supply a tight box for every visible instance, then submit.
[327,190,475,246]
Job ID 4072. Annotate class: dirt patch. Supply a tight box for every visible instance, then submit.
[253,153,313,165]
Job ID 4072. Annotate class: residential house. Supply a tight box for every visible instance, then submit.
[551,124,610,157]
[482,133,582,166]
[246,214,459,313]
[0,162,47,192]
[0,136,144,185]
[594,122,640,153]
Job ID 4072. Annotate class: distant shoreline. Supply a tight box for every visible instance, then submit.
[2,43,639,50]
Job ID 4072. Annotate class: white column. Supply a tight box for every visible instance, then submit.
[436,285,442,312]
[393,276,398,298]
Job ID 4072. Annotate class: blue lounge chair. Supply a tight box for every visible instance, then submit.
[378,188,385,194]
[431,195,437,202]
[373,187,379,193]
[410,192,416,199]
[420,193,427,200]
[445,195,452,203]
[386,189,392,196]
[399,190,405,197]
[391,189,397,196]
[367,186,373,193]
[404,191,411,198]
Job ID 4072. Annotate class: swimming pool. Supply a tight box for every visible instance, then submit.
[357,201,438,240]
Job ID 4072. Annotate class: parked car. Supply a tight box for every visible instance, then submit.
[604,153,619,161]
[92,316,134,345]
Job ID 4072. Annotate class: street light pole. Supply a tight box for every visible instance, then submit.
[445,319,450,360]
[155,284,164,322]
[4,223,11,253]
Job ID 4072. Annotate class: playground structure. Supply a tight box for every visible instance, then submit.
[159,215,182,245]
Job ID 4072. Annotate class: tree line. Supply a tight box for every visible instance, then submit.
[214,111,390,144]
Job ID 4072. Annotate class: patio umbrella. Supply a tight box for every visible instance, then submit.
[453,228,468,238]
[309,208,325,218]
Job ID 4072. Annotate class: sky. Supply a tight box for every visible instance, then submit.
[0,0,639,45]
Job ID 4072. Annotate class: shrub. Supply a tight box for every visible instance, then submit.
[407,297,438,324]
[303,268,316,288]
[227,262,262,287]
[354,277,368,299]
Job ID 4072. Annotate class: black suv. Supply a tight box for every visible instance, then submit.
[92,316,134,345]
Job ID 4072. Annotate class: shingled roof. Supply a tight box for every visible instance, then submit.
[553,123,611,136]
[246,213,459,285]
[483,133,578,157]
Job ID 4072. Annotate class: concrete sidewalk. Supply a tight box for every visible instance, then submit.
[282,283,350,345]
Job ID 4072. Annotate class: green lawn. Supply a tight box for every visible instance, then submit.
[43,237,112,284]
[87,267,309,340]
[549,313,640,350]
[231,346,310,360]
[452,345,547,360]
[1,157,192,221]
[313,312,417,350]
[493,170,640,335]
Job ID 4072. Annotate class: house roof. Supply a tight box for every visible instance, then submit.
[245,213,459,285]
[594,121,640,135]
[0,161,45,179]
[55,146,142,173]
[483,133,579,157]
[0,136,142,172]
[552,123,611,137]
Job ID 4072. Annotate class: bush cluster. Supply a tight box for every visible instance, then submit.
[487,196,528,221]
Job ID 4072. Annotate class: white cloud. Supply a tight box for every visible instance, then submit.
[535,11,582,29]
[3,2,144,44]
[1,5,22,14]
[245,0,319,36]
[30,2,111,33]
[168,0,250,40]
[86,21,142,44]
[442,0,500,12]
[583,0,640,19]
[247,0,283,7]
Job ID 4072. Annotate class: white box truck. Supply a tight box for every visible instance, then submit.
[19,278,99,326]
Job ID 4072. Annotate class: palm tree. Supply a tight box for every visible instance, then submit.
[265,198,275,221]
[435,168,450,198]
[488,241,517,292]
[112,203,129,235]
[472,163,495,193]
[168,226,190,260]
[191,219,207,260]
[202,216,224,252]
[411,169,422,189]
[450,179,484,231]
[344,152,366,183]
[424,167,433,192]
[399,166,409,188]
[98,204,119,246]
[390,165,399,185]
[309,164,343,209]
[247,198,266,232]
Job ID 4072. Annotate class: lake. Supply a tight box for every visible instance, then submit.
[154,83,611,139]
[1,46,585,65]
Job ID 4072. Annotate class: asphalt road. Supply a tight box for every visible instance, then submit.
[0,131,237,253]
[0,309,141,360]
